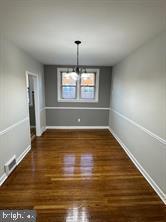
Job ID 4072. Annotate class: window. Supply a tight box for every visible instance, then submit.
[57,68,99,102]
[61,72,77,99]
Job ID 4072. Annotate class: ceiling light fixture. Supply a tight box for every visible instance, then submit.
[68,40,86,80]
[75,40,82,74]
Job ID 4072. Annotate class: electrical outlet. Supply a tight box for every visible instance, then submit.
[77,118,81,122]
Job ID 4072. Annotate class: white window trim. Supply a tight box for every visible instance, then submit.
[57,68,99,103]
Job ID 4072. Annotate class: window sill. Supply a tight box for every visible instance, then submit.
[58,99,98,103]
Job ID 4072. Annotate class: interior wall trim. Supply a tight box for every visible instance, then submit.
[41,126,46,134]
[46,126,109,129]
[16,145,31,166]
[0,117,29,136]
[0,173,7,186]
[40,107,45,112]
[45,107,110,110]
[108,127,166,205]
[110,108,166,145]
[0,145,31,186]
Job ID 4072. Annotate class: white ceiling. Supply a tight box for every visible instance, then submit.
[0,0,166,66]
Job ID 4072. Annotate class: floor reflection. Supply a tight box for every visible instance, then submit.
[66,207,89,222]
[63,154,93,178]
[80,154,93,177]
[64,154,75,176]
[30,151,36,174]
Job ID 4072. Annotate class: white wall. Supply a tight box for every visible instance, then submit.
[0,35,46,181]
[109,30,166,203]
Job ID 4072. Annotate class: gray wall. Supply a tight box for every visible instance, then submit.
[109,31,166,198]
[44,65,112,126]
[0,35,46,180]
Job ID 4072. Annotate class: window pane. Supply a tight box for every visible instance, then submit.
[62,72,77,86]
[62,86,76,99]
[81,87,95,99]
[81,73,95,86]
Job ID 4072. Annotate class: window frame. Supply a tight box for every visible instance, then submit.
[60,72,77,99]
[57,68,99,103]
[80,72,96,100]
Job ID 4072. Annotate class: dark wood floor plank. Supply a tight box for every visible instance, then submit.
[0,129,165,221]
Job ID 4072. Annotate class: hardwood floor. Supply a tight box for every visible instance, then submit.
[0,129,165,221]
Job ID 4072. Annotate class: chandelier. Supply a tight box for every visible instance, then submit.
[74,40,85,74]
[67,40,86,80]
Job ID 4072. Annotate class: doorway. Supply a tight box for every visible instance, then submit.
[27,75,36,140]
[26,71,41,140]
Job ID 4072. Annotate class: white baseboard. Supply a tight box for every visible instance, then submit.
[41,126,46,134]
[0,173,7,186]
[0,145,31,186]
[46,126,109,130]
[108,127,166,205]
[16,145,31,165]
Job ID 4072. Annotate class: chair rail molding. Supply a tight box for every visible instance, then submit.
[110,108,166,145]
[45,107,110,110]
[0,117,29,136]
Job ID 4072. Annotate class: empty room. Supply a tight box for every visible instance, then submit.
[0,0,166,221]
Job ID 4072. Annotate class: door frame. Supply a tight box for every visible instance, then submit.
[26,71,41,137]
